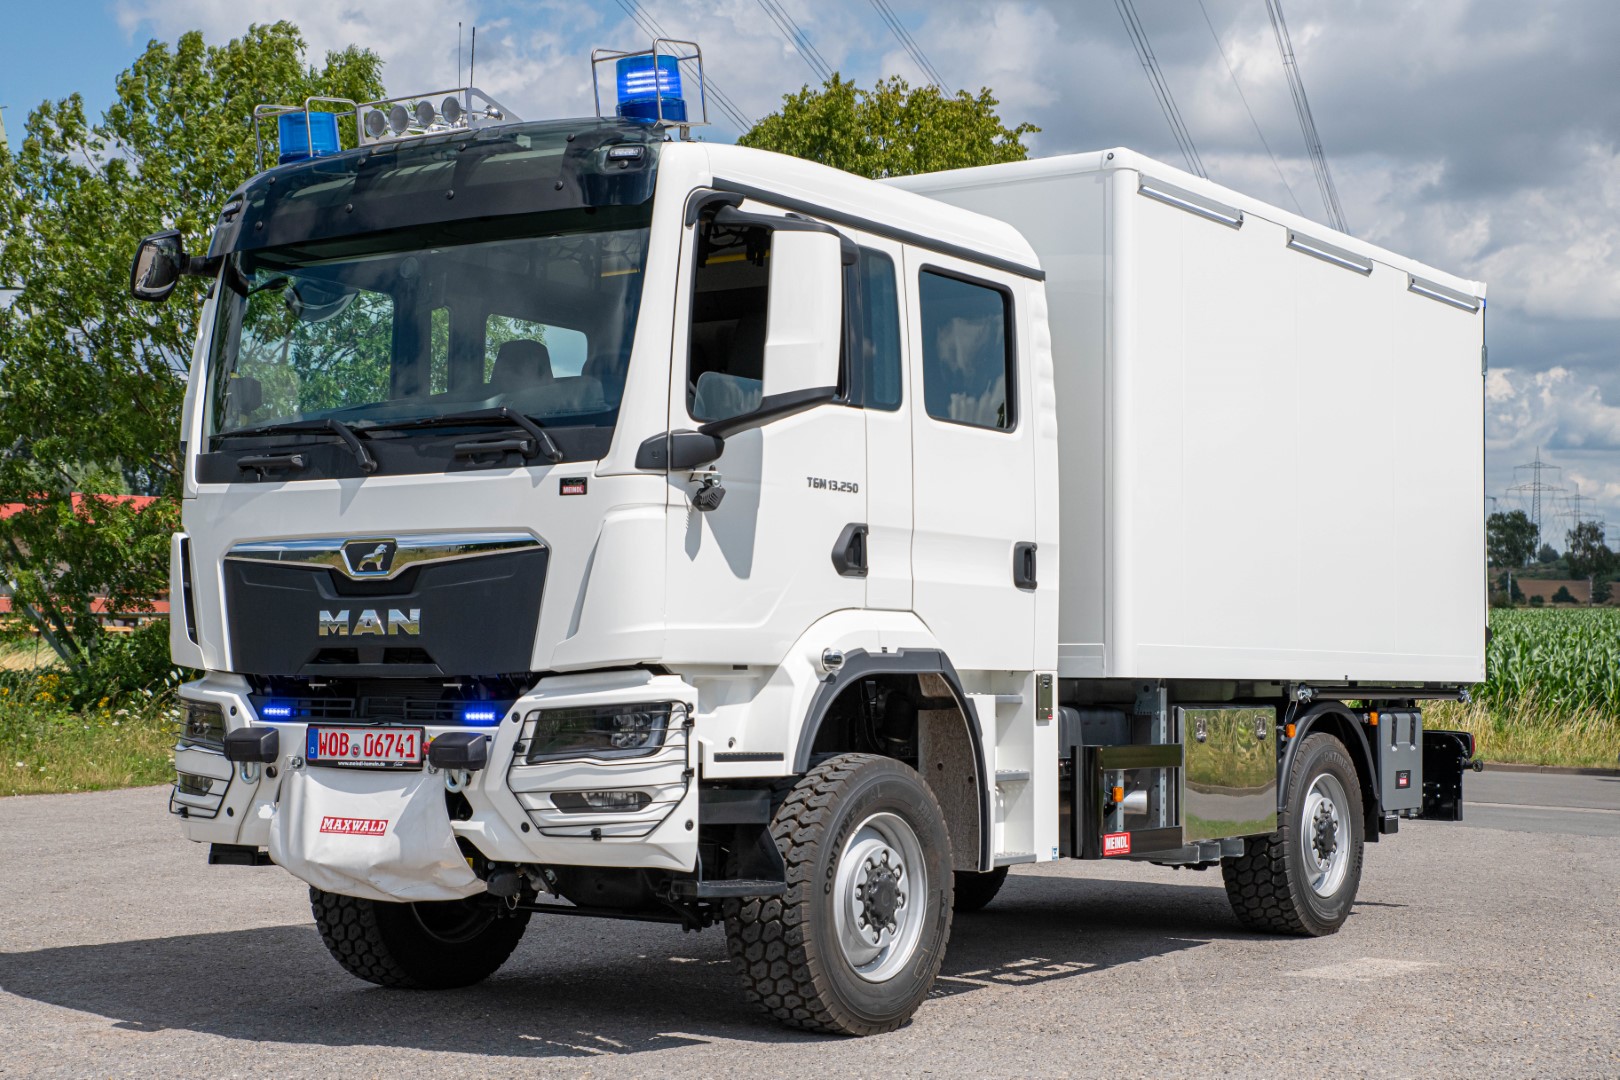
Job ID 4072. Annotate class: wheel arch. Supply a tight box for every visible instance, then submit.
[1282,701,1380,842]
[793,648,992,872]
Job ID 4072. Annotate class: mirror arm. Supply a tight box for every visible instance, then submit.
[698,386,838,440]
[183,254,222,278]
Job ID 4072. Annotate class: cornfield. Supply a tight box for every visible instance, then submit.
[1422,607,1620,768]
[1477,608,1620,713]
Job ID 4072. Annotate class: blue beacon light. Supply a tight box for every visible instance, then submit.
[615,54,687,123]
[261,703,294,719]
[277,111,341,164]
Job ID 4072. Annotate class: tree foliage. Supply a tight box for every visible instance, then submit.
[1487,510,1538,569]
[738,74,1038,179]
[1564,520,1614,581]
[0,23,382,681]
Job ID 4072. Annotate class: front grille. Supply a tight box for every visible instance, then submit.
[249,676,523,726]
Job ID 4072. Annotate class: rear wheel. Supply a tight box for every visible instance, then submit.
[725,753,954,1036]
[310,888,530,989]
[952,867,1009,912]
[1221,732,1364,936]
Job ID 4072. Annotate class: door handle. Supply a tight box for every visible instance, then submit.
[1013,542,1037,590]
[832,523,869,578]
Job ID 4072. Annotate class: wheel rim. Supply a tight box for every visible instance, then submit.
[409,898,496,944]
[831,810,928,983]
[1299,773,1351,898]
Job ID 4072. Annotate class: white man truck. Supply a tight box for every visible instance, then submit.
[132,49,1486,1036]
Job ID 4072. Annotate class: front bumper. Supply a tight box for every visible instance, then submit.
[172,670,702,890]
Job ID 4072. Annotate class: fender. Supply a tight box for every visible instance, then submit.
[794,648,992,872]
[1280,701,1381,841]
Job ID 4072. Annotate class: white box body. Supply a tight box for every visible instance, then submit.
[893,150,1487,684]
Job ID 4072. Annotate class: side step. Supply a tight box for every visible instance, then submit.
[993,851,1037,867]
[209,843,272,866]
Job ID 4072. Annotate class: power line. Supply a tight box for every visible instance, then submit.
[868,0,951,93]
[1195,0,1304,217]
[612,0,754,131]
[754,0,832,84]
[1113,0,1205,178]
[1263,0,1348,232]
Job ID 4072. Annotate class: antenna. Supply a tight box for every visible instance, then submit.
[458,23,463,86]
[469,26,477,89]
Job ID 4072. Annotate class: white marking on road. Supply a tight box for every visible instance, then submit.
[1290,957,1439,982]
[1469,801,1620,815]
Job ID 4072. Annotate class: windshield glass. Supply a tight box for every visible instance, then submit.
[205,211,650,441]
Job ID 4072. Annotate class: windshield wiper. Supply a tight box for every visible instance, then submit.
[215,417,378,474]
[365,407,564,464]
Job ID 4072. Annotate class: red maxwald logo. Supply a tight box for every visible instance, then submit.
[1103,832,1131,856]
[319,816,388,836]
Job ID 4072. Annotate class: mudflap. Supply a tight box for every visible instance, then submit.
[1418,729,1477,821]
[268,765,483,902]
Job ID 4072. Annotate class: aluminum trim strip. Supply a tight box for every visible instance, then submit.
[1407,274,1481,312]
[224,531,543,581]
[1286,230,1373,275]
[1137,178,1244,229]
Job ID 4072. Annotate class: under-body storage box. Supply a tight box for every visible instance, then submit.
[893,152,1487,684]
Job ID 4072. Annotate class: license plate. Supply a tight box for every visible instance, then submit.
[306,726,425,769]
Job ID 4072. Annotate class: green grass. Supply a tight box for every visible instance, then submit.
[1431,608,1620,768]
[0,673,177,797]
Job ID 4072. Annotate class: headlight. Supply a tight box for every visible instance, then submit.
[180,701,225,749]
[521,702,678,763]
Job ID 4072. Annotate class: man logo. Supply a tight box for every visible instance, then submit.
[319,609,421,637]
[341,538,397,577]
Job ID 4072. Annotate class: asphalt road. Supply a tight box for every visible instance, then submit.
[1,774,1617,1078]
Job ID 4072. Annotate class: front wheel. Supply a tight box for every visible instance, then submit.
[1221,732,1364,936]
[310,888,530,989]
[725,754,954,1036]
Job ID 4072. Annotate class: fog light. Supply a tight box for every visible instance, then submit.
[552,790,652,814]
[176,772,215,797]
[180,701,225,749]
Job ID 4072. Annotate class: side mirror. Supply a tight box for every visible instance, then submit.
[129,230,186,303]
[761,229,844,399]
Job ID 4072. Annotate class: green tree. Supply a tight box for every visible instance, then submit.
[0,24,383,687]
[739,74,1038,179]
[1565,520,1614,581]
[1552,585,1576,604]
[1537,542,1559,564]
[1487,510,1538,569]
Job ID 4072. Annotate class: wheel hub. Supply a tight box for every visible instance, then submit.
[858,854,903,932]
[832,811,928,982]
[1311,802,1338,862]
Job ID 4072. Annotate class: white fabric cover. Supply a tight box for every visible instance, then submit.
[268,766,483,903]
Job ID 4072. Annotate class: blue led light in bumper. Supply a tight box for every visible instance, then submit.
[260,703,294,719]
[460,706,500,727]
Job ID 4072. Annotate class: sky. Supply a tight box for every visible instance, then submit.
[3,0,1620,543]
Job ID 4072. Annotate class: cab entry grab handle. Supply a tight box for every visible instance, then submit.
[1013,542,1038,590]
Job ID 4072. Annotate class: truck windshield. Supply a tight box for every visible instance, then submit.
[204,211,650,447]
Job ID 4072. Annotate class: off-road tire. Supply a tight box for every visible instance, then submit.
[310,888,530,989]
[724,753,954,1036]
[1221,732,1364,936]
[952,867,1009,913]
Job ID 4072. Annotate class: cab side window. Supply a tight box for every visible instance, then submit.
[844,249,903,411]
[918,270,1014,430]
[688,222,771,422]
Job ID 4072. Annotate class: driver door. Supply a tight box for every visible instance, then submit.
[661,201,867,666]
